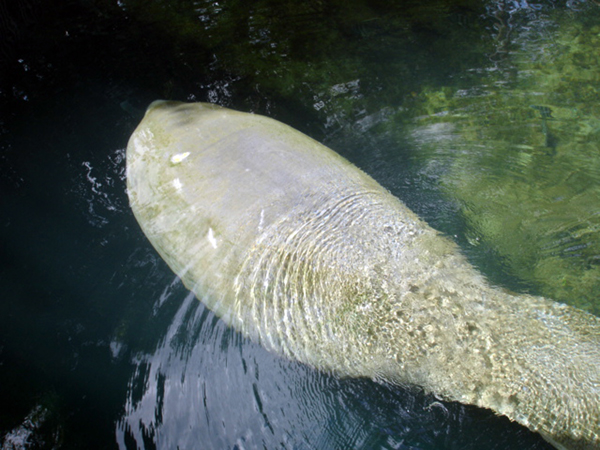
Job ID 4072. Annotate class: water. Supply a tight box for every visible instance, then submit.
[1,0,598,448]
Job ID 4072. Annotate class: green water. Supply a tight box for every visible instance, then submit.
[1,0,598,448]
[391,9,600,314]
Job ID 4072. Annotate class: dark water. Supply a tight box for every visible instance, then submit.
[1,0,598,448]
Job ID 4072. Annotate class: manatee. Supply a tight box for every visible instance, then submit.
[126,101,600,450]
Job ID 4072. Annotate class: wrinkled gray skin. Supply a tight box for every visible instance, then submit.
[127,101,600,450]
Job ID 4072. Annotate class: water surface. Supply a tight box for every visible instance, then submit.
[1,0,598,448]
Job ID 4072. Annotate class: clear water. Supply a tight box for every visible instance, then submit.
[1,0,598,448]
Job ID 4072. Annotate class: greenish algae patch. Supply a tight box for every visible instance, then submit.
[391,9,600,315]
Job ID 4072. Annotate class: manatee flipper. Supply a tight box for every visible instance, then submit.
[127,101,600,450]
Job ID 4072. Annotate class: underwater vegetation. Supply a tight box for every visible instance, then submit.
[85,0,492,122]
[396,6,600,315]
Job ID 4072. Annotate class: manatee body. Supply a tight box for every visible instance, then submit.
[126,101,600,450]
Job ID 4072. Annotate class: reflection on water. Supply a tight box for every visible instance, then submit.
[116,288,552,450]
[77,149,127,229]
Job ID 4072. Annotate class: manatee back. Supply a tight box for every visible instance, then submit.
[126,101,431,332]
[127,101,600,450]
